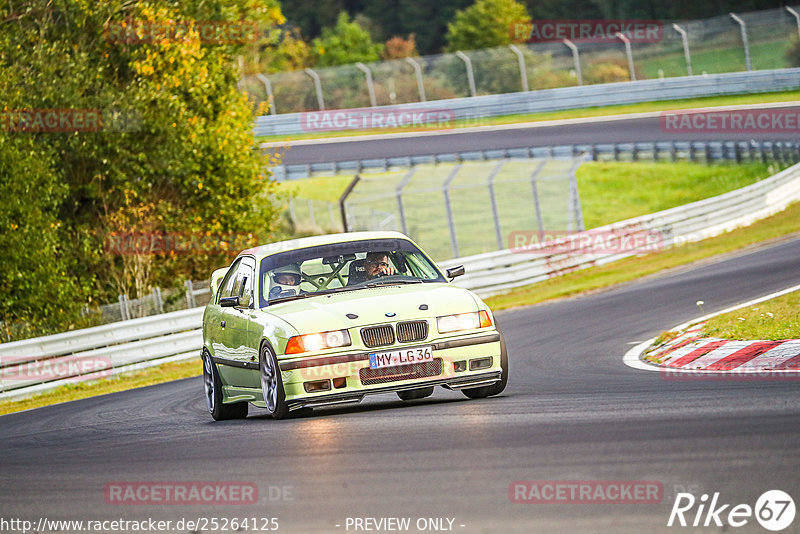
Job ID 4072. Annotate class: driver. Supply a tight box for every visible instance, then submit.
[364,251,397,279]
[269,263,302,298]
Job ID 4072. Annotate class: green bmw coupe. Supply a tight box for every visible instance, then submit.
[201,231,508,420]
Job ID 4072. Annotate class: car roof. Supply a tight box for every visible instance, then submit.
[239,231,414,260]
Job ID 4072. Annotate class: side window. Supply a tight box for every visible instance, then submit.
[217,259,242,302]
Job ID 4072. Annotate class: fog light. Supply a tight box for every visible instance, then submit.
[454,360,467,372]
[303,380,331,393]
[332,377,347,389]
[469,357,493,371]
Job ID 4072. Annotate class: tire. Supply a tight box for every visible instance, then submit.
[203,351,248,421]
[461,329,509,399]
[260,342,290,420]
[397,386,434,401]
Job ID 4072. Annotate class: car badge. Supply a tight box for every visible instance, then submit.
[385,312,396,317]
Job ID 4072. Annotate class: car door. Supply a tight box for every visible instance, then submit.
[217,257,258,385]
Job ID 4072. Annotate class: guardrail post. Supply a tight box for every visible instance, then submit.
[355,62,377,107]
[442,164,463,258]
[508,45,529,92]
[255,74,277,115]
[304,68,325,110]
[671,141,677,162]
[671,24,693,76]
[339,175,361,232]
[729,13,752,72]
[455,51,477,97]
[405,57,426,102]
[562,39,583,85]
[615,32,636,81]
[487,161,506,249]
[528,160,547,239]
[396,169,416,235]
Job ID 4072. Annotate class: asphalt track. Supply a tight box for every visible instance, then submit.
[271,104,800,165]
[2,236,799,533]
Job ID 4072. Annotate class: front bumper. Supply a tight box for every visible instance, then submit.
[277,331,502,411]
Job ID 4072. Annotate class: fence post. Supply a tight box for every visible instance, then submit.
[304,68,325,110]
[568,156,586,232]
[153,287,164,314]
[405,57,427,102]
[671,24,693,76]
[787,7,800,39]
[442,164,463,258]
[528,160,547,239]
[562,39,583,85]
[118,294,130,321]
[396,168,416,235]
[729,13,752,72]
[355,62,377,107]
[185,280,196,309]
[615,32,636,81]
[487,161,506,250]
[288,198,297,227]
[339,175,361,232]
[307,198,317,227]
[455,51,477,97]
[255,74,277,115]
[508,44,529,92]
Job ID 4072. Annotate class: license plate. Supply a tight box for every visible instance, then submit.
[368,346,433,369]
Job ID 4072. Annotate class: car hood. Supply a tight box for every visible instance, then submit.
[261,283,480,334]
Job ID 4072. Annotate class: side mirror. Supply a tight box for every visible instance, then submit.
[238,291,252,309]
[446,265,465,279]
[220,296,239,308]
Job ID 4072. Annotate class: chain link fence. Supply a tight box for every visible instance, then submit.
[244,6,800,115]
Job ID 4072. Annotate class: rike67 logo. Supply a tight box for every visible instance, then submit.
[668,490,795,531]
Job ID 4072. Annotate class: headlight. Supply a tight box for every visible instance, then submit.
[285,330,351,354]
[437,311,492,333]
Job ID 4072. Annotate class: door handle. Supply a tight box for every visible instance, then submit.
[220,320,226,328]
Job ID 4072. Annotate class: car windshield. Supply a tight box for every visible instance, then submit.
[258,238,446,307]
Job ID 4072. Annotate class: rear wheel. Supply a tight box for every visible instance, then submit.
[203,351,248,420]
[397,386,434,401]
[462,330,509,399]
[260,343,290,420]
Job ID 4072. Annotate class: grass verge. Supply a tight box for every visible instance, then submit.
[257,90,800,143]
[0,359,201,416]
[702,290,800,340]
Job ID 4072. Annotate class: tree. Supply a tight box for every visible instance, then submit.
[0,0,285,338]
[383,34,418,59]
[312,12,383,66]
[445,0,530,52]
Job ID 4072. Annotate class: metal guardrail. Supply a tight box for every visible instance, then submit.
[4,159,800,399]
[440,161,800,296]
[274,139,800,181]
[255,68,800,137]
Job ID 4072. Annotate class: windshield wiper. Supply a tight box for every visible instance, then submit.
[365,279,424,287]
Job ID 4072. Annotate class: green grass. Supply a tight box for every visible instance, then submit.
[702,290,800,340]
[258,89,800,142]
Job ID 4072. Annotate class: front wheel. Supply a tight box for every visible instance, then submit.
[260,343,290,420]
[203,351,248,421]
[462,329,509,399]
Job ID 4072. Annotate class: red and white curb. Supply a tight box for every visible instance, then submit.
[624,283,800,374]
